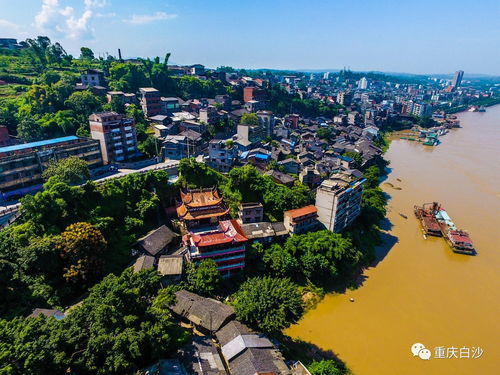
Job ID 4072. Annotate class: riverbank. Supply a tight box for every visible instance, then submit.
[285,105,500,375]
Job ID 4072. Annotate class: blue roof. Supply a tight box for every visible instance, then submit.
[0,136,80,154]
[254,153,270,160]
[339,155,353,162]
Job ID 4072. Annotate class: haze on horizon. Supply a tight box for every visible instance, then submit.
[1,0,499,76]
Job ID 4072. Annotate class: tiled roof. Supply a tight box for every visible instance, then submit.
[284,205,317,219]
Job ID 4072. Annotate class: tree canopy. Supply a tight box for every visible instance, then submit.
[232,276,304,334]
[42,156,91,185]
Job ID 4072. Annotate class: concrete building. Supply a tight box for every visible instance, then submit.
[139,87,162,117]
[184,220,248,277]
[238,202,264,224]
[315,170,365,232]
[243,86,267,103]
[0,136,102,197]
[256,110,274,137]
[199,105,218,125]
[161,97,181,114]
[283,205,319,234]
[336,91,352,106]
[206,139,237,173]
[237,122,265,145]
[81,69,105,87]
[412,102,432,117]
[358,77,368,90]
[452,70,464,88]
[89,112,138,164]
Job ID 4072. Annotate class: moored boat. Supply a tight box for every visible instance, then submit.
[414,202,442,236]
[434,207,476,255]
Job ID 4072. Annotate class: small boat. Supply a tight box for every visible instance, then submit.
[399,213,408,219]
[349,298,355,302]
[396,178,402,182]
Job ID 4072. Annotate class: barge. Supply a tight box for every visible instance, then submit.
[414,202,442,236]
[434,208,476,255]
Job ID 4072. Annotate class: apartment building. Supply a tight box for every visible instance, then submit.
[89,112,138,164]
[206,139,237,173]
[315,170,366,232]
[0,136,102,197]
[139,87,162,117]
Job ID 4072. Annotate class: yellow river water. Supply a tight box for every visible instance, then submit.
[286,106,500,375]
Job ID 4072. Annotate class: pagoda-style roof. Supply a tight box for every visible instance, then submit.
[180,187,223,207]
[176,187,229,221]
[187,220,248,248]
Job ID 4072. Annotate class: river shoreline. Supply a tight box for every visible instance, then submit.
[286,104,500,375]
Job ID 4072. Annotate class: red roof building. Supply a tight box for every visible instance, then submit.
[283,205,319,234]
[184,219,248,276]
[176,188,230,228]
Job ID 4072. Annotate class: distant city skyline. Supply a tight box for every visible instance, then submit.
[1,0,500,75]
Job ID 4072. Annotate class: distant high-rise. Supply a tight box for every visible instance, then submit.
[452,70,464,88]
[323,72,330,80]
[358,77,368,89]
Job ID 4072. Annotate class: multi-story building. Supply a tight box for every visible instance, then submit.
[283,205,319,234]
[243,86,267,103]
[0,136,102,197]
[163,131,203,160]
[256,110,274,137]
[238,202,264,224]
[183,219,248,277]
[358,77,368,90]
[199,105,218,125]
[206,139,237,173]
[452,70,464,88]
[161,97,181,114]
[412,102,432,117]
[315,170,366,232]
[139,87,162,117]
[237,121,266,145]
[89,112,138,164]
[81,69,105,87]
[336,91,352,106]
[176,188,230,228]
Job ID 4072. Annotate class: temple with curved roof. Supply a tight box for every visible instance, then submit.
[176,187,230,227]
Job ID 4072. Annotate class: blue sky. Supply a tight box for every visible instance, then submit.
[1,0,499,75]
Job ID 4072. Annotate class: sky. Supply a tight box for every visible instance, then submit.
[1,0,500,75]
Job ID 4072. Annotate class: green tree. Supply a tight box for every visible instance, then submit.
[184,259,221,297]
[138,135,161,158]
[233,276,303,333]
[308,360,343,375]
[240,112,259,125]
[42,156,91,185]
[57,222,107,284]
[80,47,95,60]
[17,117,43,142]
[65,90,102,118]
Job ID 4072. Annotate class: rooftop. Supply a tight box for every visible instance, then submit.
[0,135,80,154]
[284,205,318,219]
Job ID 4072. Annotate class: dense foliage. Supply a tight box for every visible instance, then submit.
[178,159,313,221]
[232,276,304,334]
[184,259,221,297]
[308,360,343,375]
[42,156,91,185]
[0,170,175,317]
[0,268,189,375]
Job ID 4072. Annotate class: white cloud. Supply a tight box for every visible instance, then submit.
[33,0,107,40]
[0,18,29,38]
[124,12,177,25]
